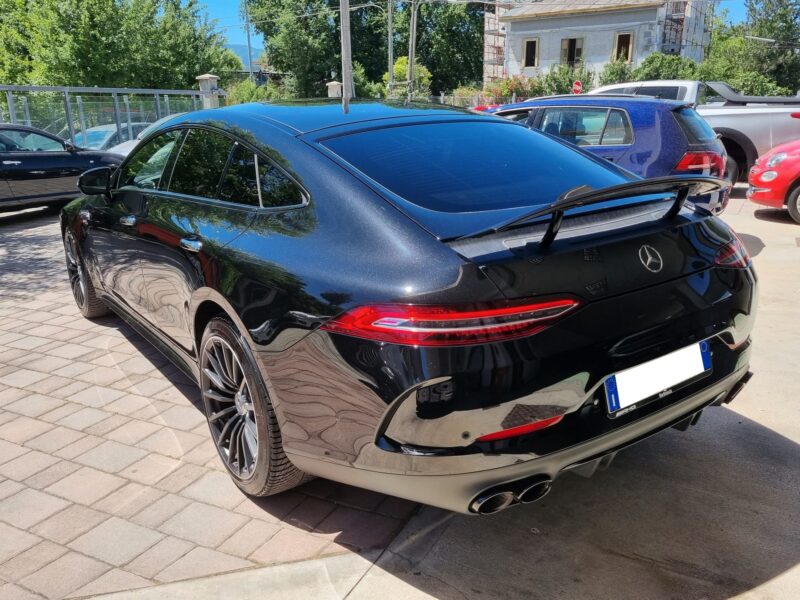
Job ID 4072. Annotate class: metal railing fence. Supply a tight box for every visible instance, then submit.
[0,85,226,148]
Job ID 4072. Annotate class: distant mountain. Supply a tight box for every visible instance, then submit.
[226,44,264,72]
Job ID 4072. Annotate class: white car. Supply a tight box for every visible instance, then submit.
[590,80,800,182]
[106,114,185,156]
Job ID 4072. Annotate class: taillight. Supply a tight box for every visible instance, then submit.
[675,151,725,177]
[320,299,579,346]
[715,234,751,268]
[476,415,564,442]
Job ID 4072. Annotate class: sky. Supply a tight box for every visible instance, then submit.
[200,0,750,47]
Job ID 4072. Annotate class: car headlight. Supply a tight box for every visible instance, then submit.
[760,170,779,182]
[766,152,788,168]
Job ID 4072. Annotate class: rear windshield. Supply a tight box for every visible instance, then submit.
[638,85,687,100]
[321,121,628,213]
[673,107,717,144]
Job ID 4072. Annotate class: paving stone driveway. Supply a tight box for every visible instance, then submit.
[0,207,416,600]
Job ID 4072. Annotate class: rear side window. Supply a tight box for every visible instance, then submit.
[496,109,531,122]
[168,128,233,198]
[673,107,717,143]
[638,85,686,100]
[218,143,304,208]
[538,107,632,146]
[322,121,627,214]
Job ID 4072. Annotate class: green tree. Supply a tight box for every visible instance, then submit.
[599,59,634,86]
[746,0,800,90]
[383,56,432,96]
[633,52,698,80]
[1,0,241,88]
[393,2,484,94]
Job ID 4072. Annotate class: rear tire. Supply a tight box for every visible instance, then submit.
[725,156,740,185]
[787,187,800,224]
[64,230,109,319]
[199,317,306,496]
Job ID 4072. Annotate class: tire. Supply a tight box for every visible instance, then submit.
[787,187,800,224]
[199,317,306,496]
[64,230,109,319]
[725,156,740,185]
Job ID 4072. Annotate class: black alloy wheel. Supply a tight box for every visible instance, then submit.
[64,230,108,318]
[199,317,306,496]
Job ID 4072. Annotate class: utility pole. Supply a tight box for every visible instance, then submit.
[245,2,254,83]
[340,0,354,105]
[387,0,394,92]
[407,0,420,98]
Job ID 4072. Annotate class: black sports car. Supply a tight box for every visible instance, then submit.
[60,101,756,514]
[1,123,121,213]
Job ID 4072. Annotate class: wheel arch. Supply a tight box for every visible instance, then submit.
[191,289,254,357]
[714,127,758,174]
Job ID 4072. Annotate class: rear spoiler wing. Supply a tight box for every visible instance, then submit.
[706,81,800,106]
[454,175,726,247]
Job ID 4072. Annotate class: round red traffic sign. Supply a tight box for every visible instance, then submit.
[572,80,583,94]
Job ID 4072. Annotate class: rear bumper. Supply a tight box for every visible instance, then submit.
[286,364,752,513]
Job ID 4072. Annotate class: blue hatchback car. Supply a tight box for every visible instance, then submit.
[488,95,727,190]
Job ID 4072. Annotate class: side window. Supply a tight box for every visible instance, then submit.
[118,130,182,190]
[497,110,531,122]
[2,130,64,152]
[258,155,304,208]
[600,109,634,145]
[539,107,608,146]
[219,144,260,207]
[168,128,234,198]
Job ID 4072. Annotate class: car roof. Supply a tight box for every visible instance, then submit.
[84,123,149,132]
[168,100,476,135]
[494,95,687,112]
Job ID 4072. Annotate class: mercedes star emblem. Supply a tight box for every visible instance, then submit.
[638,245,663,273]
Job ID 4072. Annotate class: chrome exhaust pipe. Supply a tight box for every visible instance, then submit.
[517,478,552,504]
[469,490,516,514]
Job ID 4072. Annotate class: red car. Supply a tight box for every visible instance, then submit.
[748,140,800,223]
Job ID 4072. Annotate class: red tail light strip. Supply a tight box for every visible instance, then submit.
[321,299,580,346]
[674,151,725,177]
[476,414,565,442]
[715,234,751,269]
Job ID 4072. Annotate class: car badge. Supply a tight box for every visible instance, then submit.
[638,245,663,273]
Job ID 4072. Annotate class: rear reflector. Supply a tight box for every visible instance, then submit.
[321,299,579,346]
[476,415,564,442]
[675,151,725,177]
[715,234,751,268]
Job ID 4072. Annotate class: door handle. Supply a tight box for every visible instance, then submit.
[119,215,137,227]
[180,237,203,253]
[2,161,21,165]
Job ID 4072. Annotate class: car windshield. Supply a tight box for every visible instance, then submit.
[322,121,628,214]
[76,130,114,148]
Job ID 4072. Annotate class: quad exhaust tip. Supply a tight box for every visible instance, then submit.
[470,490,516,515]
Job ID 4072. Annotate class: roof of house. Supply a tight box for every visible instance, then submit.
[500,0,664,21]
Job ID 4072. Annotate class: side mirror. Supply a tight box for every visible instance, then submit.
[64,140,77,153]
[79,166,112,196]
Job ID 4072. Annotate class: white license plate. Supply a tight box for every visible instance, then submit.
[605,342,712,414]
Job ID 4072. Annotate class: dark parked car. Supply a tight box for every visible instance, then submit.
[1,124,122,212]
[489,96,730,213]
[61,101,756,514]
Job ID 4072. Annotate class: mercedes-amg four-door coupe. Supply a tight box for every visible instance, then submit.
[61,102,756,514]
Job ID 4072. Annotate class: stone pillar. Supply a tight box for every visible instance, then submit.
[196,74,221,108]
[327,81,343,98]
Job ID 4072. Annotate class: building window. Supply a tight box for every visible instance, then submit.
[561,38,584,66]
[523,39,539,68]
[613,32,634,62]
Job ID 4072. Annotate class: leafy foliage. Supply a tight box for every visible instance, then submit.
[632,53,698,80]
[0,0,242,88]
[599,59,635,86]
[382,56,432,96]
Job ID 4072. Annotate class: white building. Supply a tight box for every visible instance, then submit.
[484,0,714,86]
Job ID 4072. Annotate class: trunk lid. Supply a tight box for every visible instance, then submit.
[448,203,730,301]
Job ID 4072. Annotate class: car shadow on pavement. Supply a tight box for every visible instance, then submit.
[753,208,798,225]
[738,232,766,257]
[365,407,800,600]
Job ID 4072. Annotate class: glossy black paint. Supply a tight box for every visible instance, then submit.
[1,124,121,212]
[61,101,757,513]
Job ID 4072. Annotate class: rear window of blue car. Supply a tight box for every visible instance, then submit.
[673,107,717,144]
[321,121,630,213]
